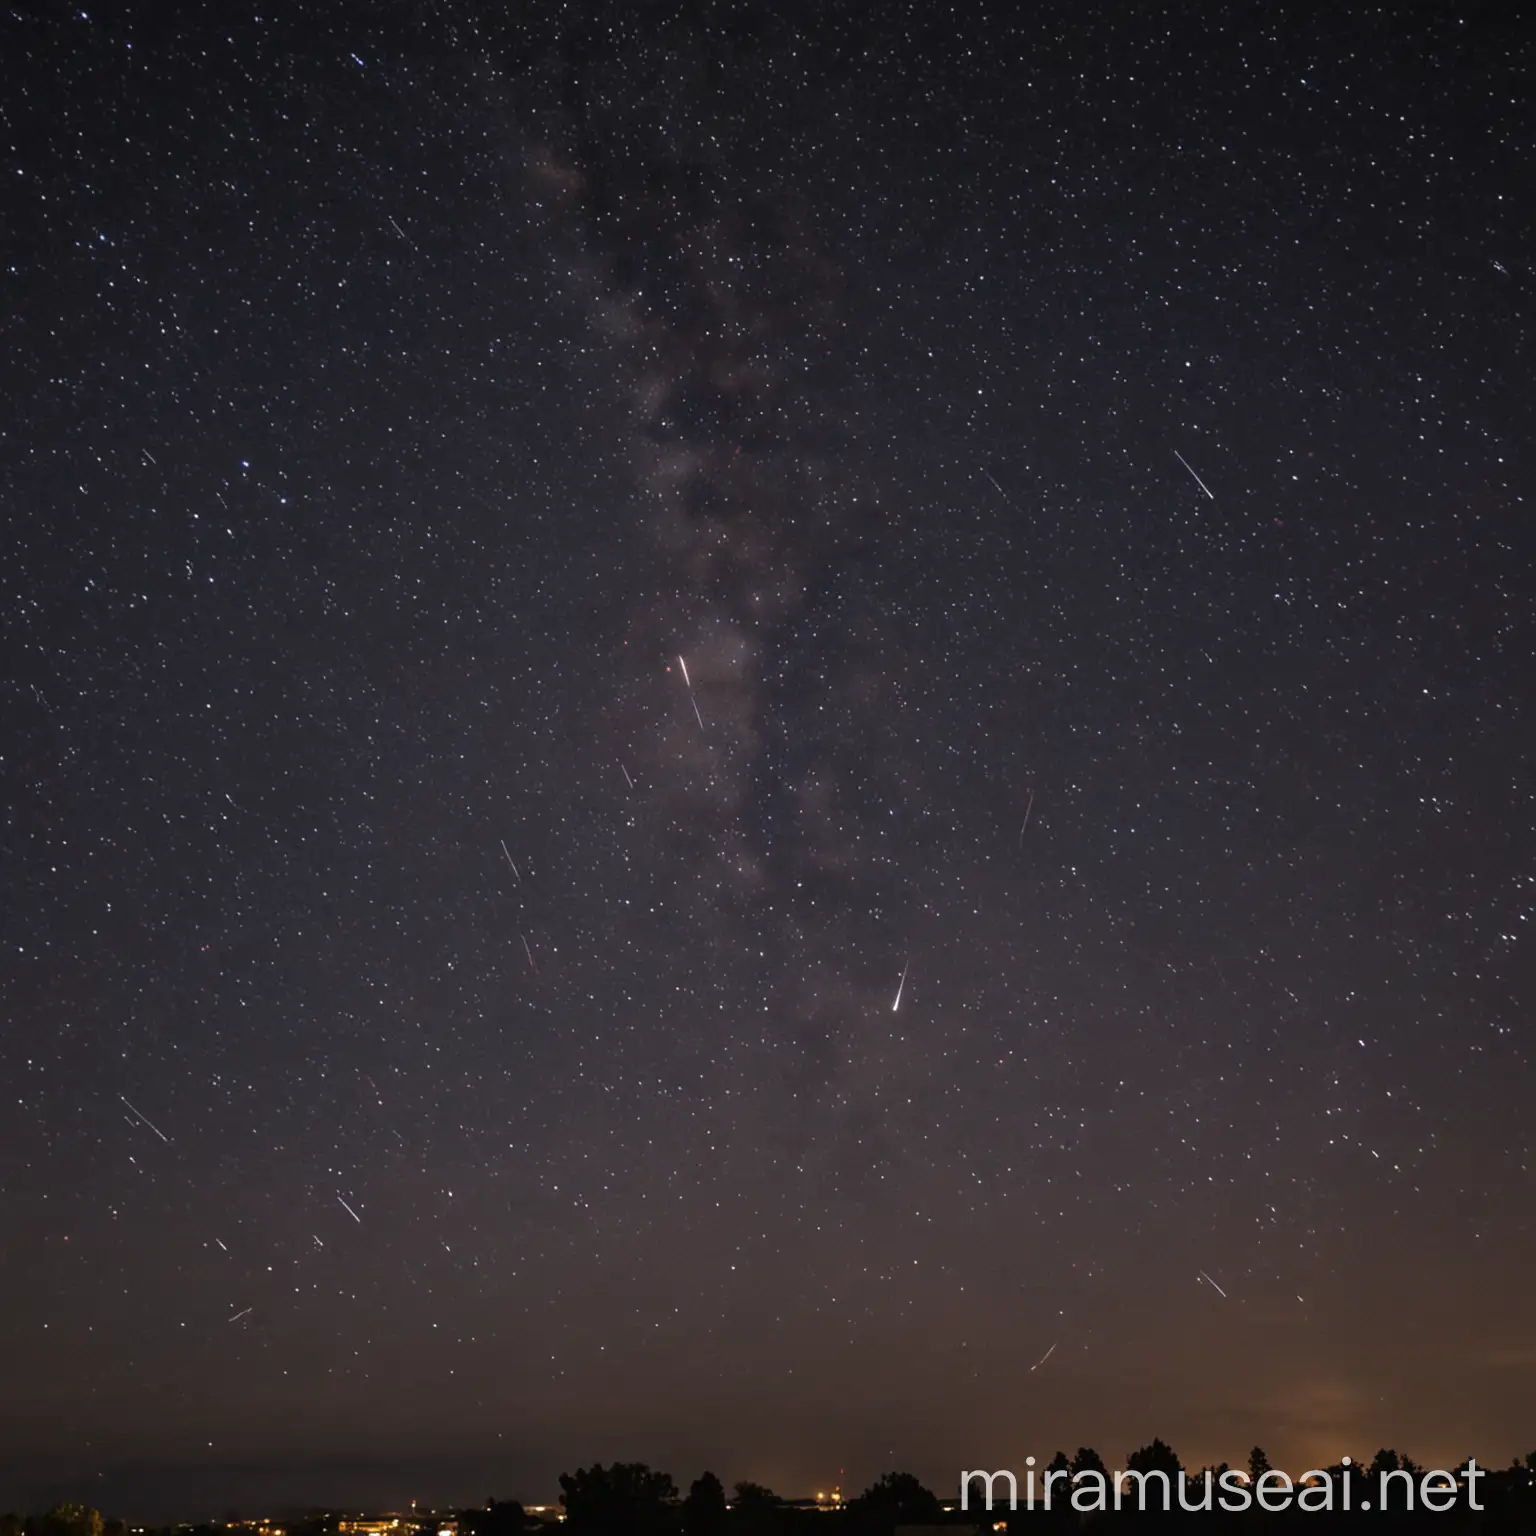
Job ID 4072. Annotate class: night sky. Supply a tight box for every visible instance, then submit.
[3,0,1532,1518]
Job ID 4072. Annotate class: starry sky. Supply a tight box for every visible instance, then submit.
[2,0,1532,1518]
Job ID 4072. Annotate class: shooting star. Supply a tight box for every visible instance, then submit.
[1030,1341,1058,1372]
[120,1095,170,1143]
[387,214,416,248]
[500,839,521,882]
[1019,786,1035,845]
[228,1306,253,1323]
[620,764,635,790]
[892,958,910,1013]
[676,654,706,729]
[982,467,1022,511]
[1173,449,1216,501]
[521,934,537,972]
[338,1196,362,1224]
[214,1239,228,1252]
[1198,1269,1228,1299]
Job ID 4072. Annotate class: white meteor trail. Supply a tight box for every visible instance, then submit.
[521,934,536,971]
[1019,786,1035,845]
[214,1239,228,1252]
[228,1306,253,1323]
[1173,449,1216,501]
[982,467,1022,512]
[120,1095,170,1143]
[338,1196,362,1224]
[893,959,910,1012]
[1199,1269,1227,1298]
[620,764,635,790]
[1030,1341,1058,1372]
[674,655,706,729]
[500,840,521,882]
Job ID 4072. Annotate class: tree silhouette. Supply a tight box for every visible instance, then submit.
[481,1502,526,1536]
[731,1483,781,1509]
[848,1472,941,1531]
[1248,1447,1271,1485]
[682,1473,727,1536]
[558,1463,678,1535]
[1369,1449,1401,1478]
[1070,1447,1108,1479]
[39,1508,102,1536]
[1127,1441,1183,1477]
[1123,1441,1184,1510]
[1041,1455,1075,1519]
[1324,1457,1363,1500]
[730,1483,784,1536]
[1374,1451,1421,1510]
[456,1500,525,1536]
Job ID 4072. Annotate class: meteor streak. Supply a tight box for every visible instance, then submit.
[228,1307,253,1323]
[982,468,1022,512]
[500,840,521,881]
[1173,449,1216,501]
[120,1095,170,1143]
[893,958,910,1012]
[338,1196,362,1223]
[1198,1269,1227,1298]
[675,654,705,728]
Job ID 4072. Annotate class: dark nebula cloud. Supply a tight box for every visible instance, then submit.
[523,47,931,1133]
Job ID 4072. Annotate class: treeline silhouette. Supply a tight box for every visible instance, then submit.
[6,1448,1535,1536]
[539,1452,1536,1532]
[556,1466,946,1531]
